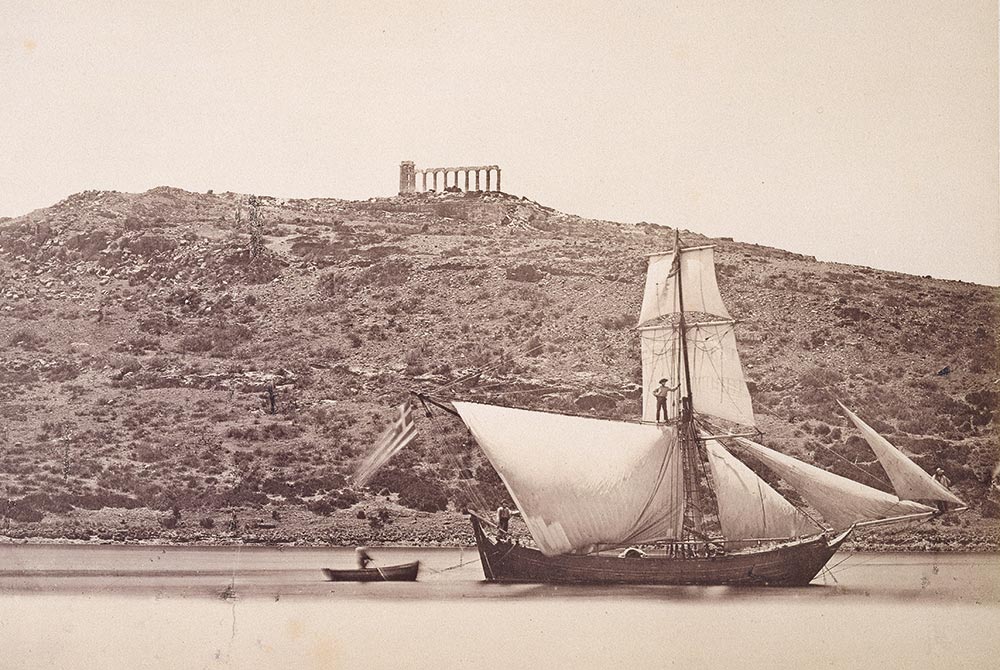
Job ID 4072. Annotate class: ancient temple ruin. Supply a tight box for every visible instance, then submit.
[399,161,501,194]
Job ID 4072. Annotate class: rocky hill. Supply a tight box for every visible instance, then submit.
[0,187,996,549]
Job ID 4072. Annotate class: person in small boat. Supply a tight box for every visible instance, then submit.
[653,378,679,422]
[356,546,373,569]
[496,505,520,539]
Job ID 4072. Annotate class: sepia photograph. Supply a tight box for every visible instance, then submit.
[1,2,997,668]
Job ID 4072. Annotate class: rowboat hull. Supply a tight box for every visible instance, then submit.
[322,561,420,582]
[471,516,849,586]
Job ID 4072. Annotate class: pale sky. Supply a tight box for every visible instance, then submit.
[2,1,998,285]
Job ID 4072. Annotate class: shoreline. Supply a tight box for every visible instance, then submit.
[2,504,995,553]
[1,533,996,554]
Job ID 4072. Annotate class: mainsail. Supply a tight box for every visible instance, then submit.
[838,402,965,506]
[453,401,685,556]
[733,438,935,529]
[704,439,822,544]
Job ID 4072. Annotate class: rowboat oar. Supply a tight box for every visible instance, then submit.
[365,556,389,581]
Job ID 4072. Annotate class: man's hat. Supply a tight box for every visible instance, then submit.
[658,378,668,384]
[936,468,944,474]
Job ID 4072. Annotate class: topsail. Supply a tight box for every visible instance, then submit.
[639,246,731,326]
[639,244,754,426]
[641,321,756,426]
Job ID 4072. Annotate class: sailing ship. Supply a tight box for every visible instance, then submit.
[431,232,965,586]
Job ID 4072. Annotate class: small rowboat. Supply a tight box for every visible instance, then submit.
[322,561,420,582]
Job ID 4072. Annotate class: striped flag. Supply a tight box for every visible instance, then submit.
[353,403,417,487]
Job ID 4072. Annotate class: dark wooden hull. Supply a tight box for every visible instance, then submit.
[471,517,849,586]
[322,561,420,582]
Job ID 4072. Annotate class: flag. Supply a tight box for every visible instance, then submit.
[353,403,417,487]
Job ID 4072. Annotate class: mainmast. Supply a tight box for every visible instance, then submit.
[673,230,713,539]
[673,230,695,422]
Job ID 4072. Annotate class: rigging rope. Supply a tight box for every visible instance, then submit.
[827,514,936,575]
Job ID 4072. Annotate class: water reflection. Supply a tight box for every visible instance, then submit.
[0,544,996,604]
[1,545,996,669]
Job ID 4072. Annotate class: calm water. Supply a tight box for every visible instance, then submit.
[1,544,997,669]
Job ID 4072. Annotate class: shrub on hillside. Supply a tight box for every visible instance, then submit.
[307,490,360,516]
[64,231,111,260]
[128,234,176,257]
[367,467,448,512]
[45,360,81,382]
[139,313,180,335]
[355,259,412,287]
[9,329,45,350]
[290,236,348,266]
[178,324,251,356]
[3,500,44,522]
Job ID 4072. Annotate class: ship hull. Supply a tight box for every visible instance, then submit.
[471,516,849,586]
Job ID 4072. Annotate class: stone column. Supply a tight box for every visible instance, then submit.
[475,170,481,191]
[486,169,492,191]
[463,170,468,191]
[496,168,501,192]
[399,161,416,194]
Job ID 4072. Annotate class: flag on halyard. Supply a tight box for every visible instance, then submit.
[353,403,417,487]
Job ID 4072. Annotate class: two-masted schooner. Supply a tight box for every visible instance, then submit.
[436,232,965,585]
[358,232,966,585]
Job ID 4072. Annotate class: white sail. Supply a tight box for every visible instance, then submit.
[638,246,731,326]
[733,438,935,529]
[454,401,685,556]
[641,321,755,426]
[704,440,822,544]
[838,402,965,506]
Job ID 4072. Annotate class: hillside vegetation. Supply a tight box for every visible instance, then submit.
[0,187,996,549]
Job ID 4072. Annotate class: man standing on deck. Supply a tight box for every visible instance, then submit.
[496,505,520,540]
[654,378,679,423]
[932,468,952,512]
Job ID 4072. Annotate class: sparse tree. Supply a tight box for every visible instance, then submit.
[247,195,265,264]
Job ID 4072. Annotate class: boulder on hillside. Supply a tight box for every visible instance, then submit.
[505,263,545,282]
[574,392,620,413]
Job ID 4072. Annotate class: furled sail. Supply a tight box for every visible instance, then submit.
[641,321,755,426]
[638,246,731,326]
[704,440,822,544]
[454,401,685,556]
[733,438,935,529]
[838,402,965,506]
